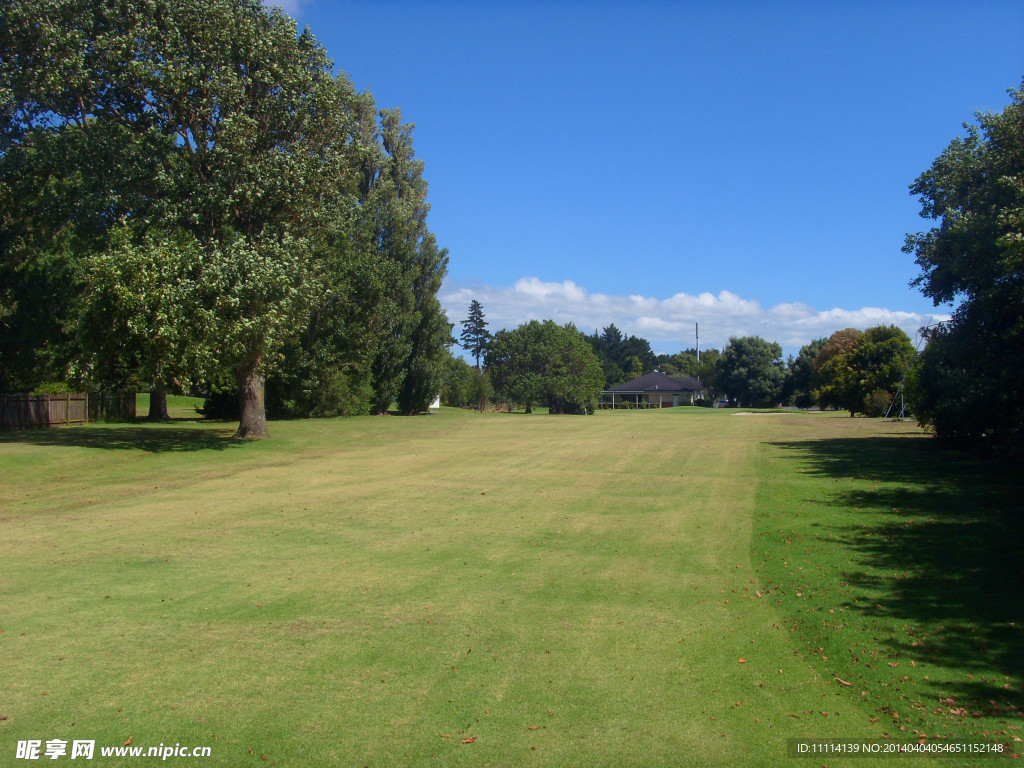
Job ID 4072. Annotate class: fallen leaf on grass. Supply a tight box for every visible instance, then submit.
[526,725,539,731]
[461,737,477,744]
[124,738,133,747]
[835,677,853,687]
[738,658,746,663]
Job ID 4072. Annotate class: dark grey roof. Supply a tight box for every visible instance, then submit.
[604,371,704,394]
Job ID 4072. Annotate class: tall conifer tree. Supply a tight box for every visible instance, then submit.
[460,300,491,370]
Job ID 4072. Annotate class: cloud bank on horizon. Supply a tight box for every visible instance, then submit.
[441,277,950,357]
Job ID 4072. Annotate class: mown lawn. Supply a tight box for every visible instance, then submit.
[0,408,1019,766]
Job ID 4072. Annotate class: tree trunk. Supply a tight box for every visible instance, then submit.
[234,363,269,439]
[147,382,170,421]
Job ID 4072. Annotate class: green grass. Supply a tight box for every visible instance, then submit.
[0,409,1019,766]
[135,393,206,421]
[753,420,1023,745]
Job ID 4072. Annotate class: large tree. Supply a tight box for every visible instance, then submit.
[717,336,785,408]
[487,320,604,414]
[903,82,1024,455]
[814,326,915,417]
[395,231,452,415]
[1,0,349,436]
[367,108,450,415]
[459,299,491,370]
[810,329,864,411]
[1,1,448,433]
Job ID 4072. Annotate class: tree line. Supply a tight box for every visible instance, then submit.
[450,81,1024,458]
[3,1,1016,454]
[445,300,920,416]
[0,0,452,437]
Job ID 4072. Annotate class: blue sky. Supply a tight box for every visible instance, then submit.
[272,0,1023,357]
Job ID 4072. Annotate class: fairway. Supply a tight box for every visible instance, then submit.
[1,409,1019,766]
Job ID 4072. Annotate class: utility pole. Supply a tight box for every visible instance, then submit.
[696,323,700,364]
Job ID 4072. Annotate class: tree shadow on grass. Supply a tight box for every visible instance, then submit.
[771,436,1024,714]
[0,423,241,453]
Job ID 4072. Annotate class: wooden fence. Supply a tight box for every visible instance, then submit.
[0,392,135,428]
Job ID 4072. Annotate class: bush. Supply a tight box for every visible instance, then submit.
[200,390,239,420]
[863,388,894,418]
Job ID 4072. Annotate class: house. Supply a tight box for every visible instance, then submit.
[602,371,706,409]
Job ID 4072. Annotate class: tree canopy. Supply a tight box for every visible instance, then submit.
[0,0,450,433]
[487,320,604,414]
[781,337,826,409]
[717,336,785,408]
[586,324,656,388]
[814,326,915,417]
[904,81,1024,454]
[459,299,491,370]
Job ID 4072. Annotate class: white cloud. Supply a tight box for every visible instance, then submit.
[440,277,950,356]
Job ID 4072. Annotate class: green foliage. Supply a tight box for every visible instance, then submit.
[846,326,916,416]
[466,366,494,410]
[811,329,864,411]
[439,353,473,407]
[716,336,785,408]
[908,308,1022,454]
[585,324,656,388]
[74,226,208,392]
[459,299,491,370]
[904,81,1024,457]
[654,348,718,395]
[694,348,722,398]
[655,350,699,378]
[369,108,451,415]
[488,320,604,414]
[813,326,914,416]
[0,2,448,433]
[396,233,452,415]
[438,353,493,410]
[781,337,826,409]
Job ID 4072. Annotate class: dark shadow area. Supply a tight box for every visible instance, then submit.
[771,436,1024,713]
[0,423,240,453]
